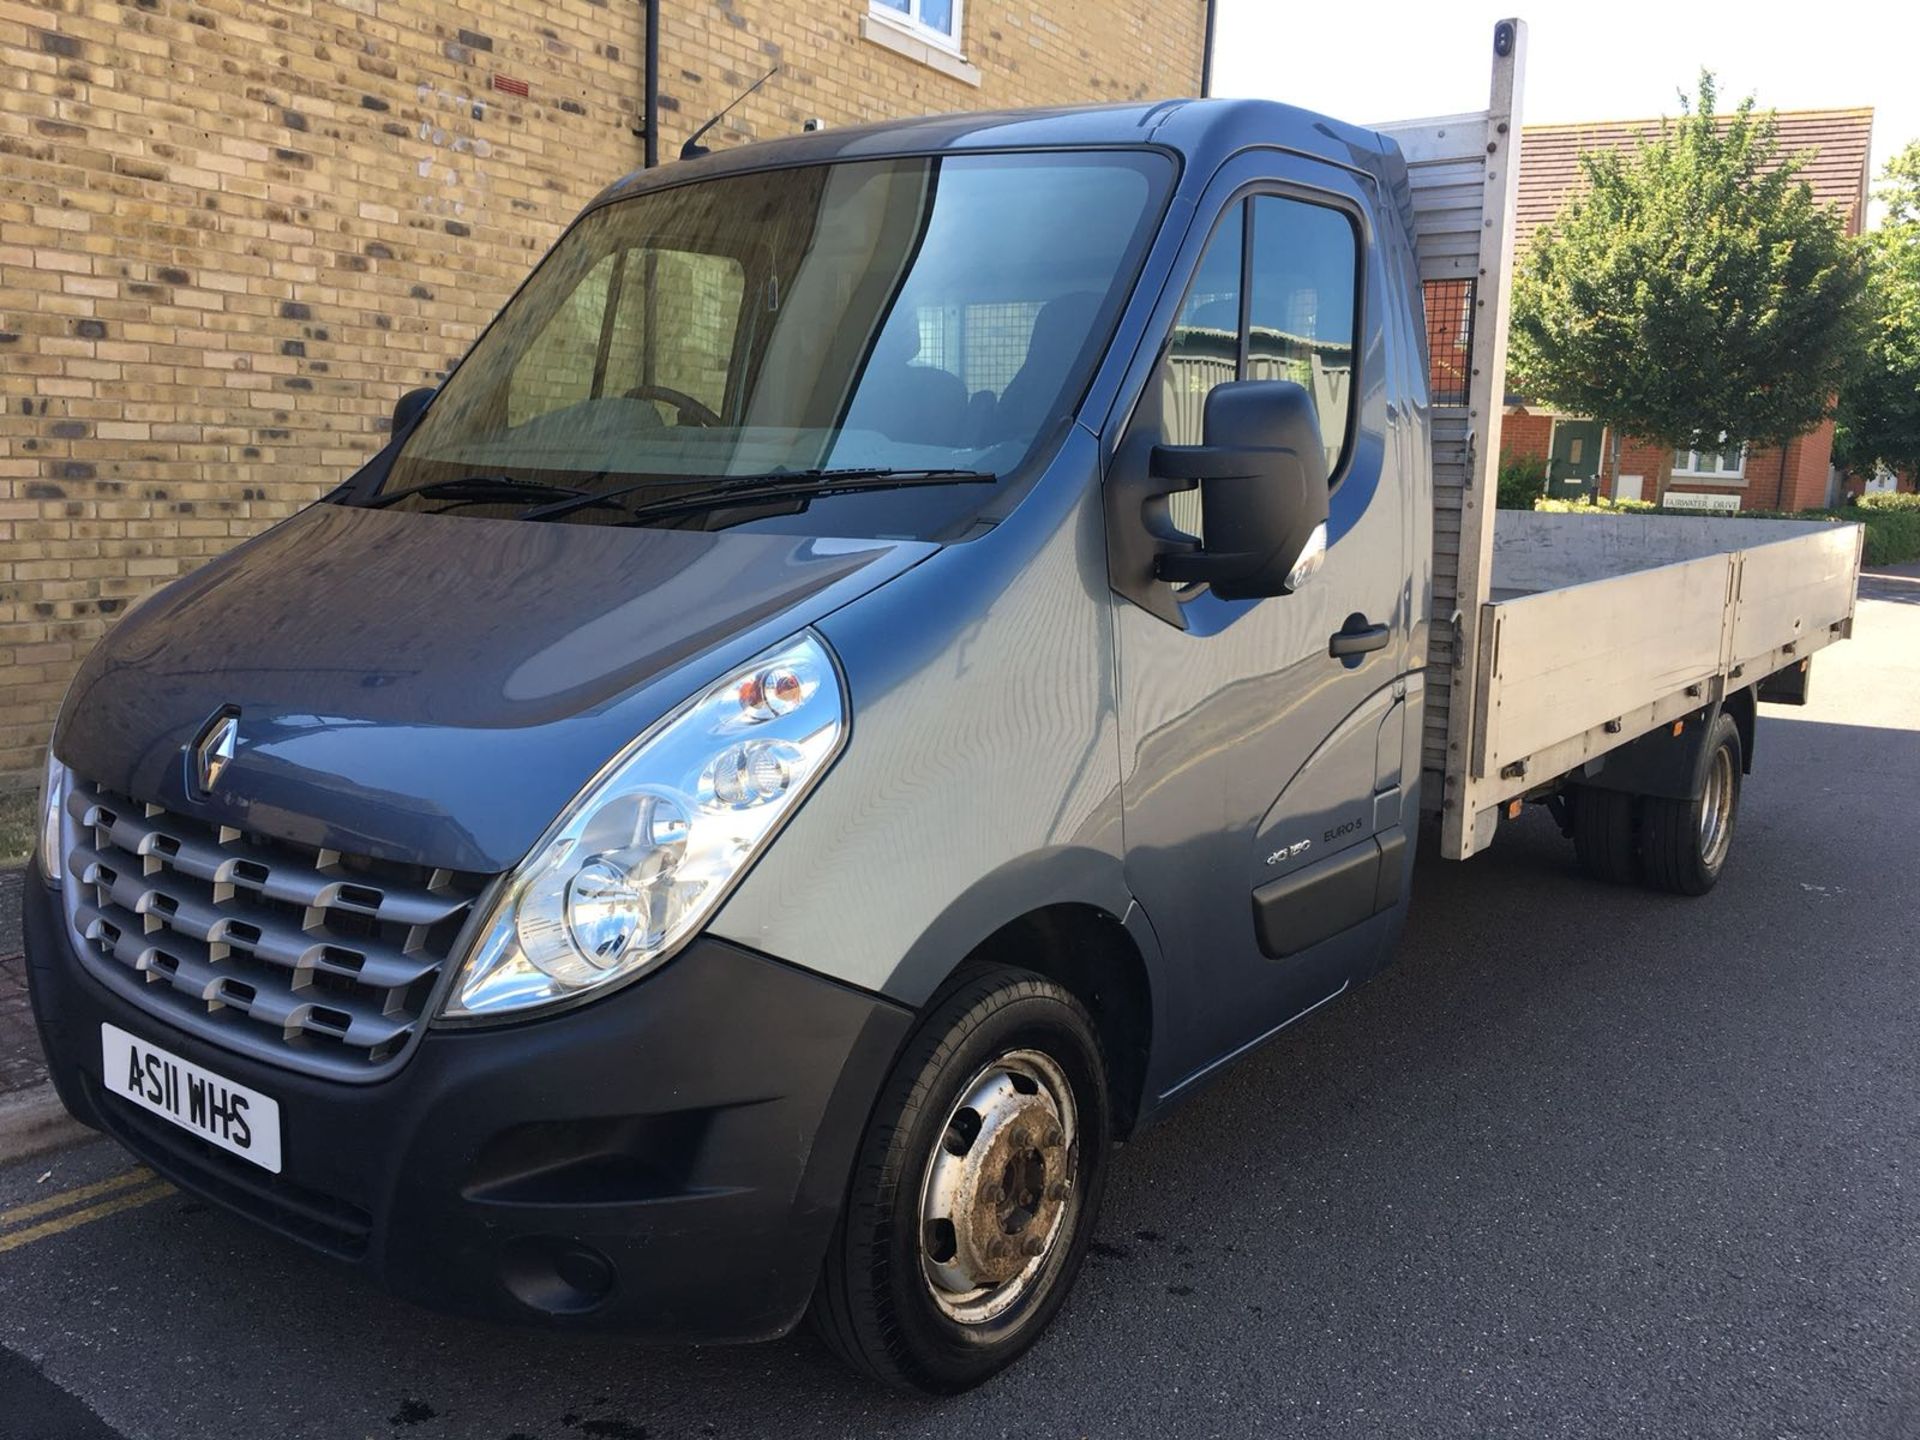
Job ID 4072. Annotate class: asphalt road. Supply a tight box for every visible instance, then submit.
[4,566,1918,1440]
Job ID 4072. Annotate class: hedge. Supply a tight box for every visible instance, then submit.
[1496,454,1549,510]
[1528,494,1920,566]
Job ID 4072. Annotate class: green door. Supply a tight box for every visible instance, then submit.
[1547,418,1604,498]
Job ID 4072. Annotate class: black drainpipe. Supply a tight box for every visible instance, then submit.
[642,0,660,166]
[1200,0,1217,97]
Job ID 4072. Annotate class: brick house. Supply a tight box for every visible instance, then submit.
[1501,108,1876,512]
[0,0,1208,788]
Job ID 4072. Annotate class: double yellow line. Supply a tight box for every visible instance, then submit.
[0,1167,175,1253]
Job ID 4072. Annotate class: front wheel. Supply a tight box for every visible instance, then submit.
[810,966,1111,1393]
[1640,712,1743,895]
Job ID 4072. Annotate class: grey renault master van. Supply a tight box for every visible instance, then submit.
[26,21,1860,1393]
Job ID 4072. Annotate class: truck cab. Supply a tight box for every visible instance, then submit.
[24,20,1858,1394]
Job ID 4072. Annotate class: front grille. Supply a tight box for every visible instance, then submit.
[62,776,488,1080]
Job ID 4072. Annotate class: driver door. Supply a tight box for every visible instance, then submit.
[1107,154,1414,1093]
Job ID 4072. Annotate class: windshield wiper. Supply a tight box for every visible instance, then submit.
[519,467,996,524]
[364,474,613,510]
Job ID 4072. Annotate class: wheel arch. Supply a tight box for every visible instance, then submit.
[933,903,1156,1141]
[1571,693,1750,801]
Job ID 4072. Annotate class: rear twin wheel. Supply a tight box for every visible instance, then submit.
[1570,785,1641,886]
[1641,714,1742,895]
[1570,712,1743,896]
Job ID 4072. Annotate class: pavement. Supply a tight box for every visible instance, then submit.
[1,862,97,1164]
[0,564,1917,1439]
[0,866,38,1095]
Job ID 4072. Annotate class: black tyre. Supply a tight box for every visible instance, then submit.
[1571,785,1640,884]
[1641,712,1742,896]
[811,965,1110,1394]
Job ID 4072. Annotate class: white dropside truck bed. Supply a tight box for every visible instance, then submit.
[1378,20,1864,859]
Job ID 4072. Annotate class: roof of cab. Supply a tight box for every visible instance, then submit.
[590,98,1397,211]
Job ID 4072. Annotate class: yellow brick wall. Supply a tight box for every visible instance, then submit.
[0,0,1208,787]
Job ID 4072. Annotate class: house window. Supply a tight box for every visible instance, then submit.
[1672,436,1746,481]
[870,0,962,50]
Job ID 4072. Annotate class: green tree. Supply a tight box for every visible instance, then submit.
[1834,141,1920,480]
[1510,73,1866,491]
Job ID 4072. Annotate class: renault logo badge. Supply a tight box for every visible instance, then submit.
[191,710,239,797]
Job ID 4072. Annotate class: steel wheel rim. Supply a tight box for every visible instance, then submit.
[917,1048,1080,1325]
[1699,743,1735,869]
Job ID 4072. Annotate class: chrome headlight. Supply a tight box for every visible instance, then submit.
[443,631,846,1019]
[37,745,66,888]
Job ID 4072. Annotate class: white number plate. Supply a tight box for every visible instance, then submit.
[101,1023,283,1173]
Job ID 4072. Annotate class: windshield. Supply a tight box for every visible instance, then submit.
[366,149,1172,538]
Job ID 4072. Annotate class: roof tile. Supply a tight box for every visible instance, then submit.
[1515,108,1875,249]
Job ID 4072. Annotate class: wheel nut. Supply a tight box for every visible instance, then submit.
[1047,1181,1068,1201]
[1044,1126,1064,1148]
[989,1238,1013,1260]
[1021,1236,1046,1257]
[1010,1126,1031,1149]
[981,1184,1004,1205]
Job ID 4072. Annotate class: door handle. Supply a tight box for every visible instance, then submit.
[1328,618,1391,659]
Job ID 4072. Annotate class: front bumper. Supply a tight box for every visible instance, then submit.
[24,873,911,1341]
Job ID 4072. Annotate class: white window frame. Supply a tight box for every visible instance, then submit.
[1672,434,1747,484]
[868,0,963,53]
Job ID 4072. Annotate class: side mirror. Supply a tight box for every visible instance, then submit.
[392,386,436,434]
[1149,380,1331,600]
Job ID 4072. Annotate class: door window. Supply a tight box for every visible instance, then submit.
[1156,193,1361,543]
[1248,195,1358,477]
[1162,201,1244,449]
